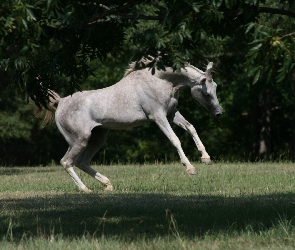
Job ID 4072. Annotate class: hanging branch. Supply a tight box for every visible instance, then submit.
[280,32,295,40]
[223,6,295,18]
[87,0,147,24]
[258,7,295,18]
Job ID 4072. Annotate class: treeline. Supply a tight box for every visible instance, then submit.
[0,0,294,165]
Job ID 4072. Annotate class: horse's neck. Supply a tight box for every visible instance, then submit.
[155,68,192,89]
[121,67,193,92]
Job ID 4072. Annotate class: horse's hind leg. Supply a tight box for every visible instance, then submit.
[74,127,113,191]
[60,140,92,192]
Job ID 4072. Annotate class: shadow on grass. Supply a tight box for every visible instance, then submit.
[1,192,295,240]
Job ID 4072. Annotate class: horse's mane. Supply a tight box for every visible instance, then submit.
[124,61,138,77]
[124,57,206,78]
[124,57,154,77]
[185,64,205,75]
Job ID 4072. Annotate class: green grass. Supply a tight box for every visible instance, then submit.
[1,162,295,249]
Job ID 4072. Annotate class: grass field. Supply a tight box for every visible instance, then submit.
[1,162,295,249]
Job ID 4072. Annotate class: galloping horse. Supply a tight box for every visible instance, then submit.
[38,60,223,192]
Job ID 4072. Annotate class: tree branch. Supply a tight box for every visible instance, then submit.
[258,7,295,18]
[87,0,147,24]
[88,14,163,24]
[151,0,167,14]
[118,14,163,21]
[77,2,110,10]
[151,0,169,25]
[222,6,295,18]
[280,31,295,40]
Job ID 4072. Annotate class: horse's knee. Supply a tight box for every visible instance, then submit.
[60,159,68,169]
[60,158,74,171]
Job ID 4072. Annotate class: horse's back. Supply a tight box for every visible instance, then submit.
[55,82,148,133]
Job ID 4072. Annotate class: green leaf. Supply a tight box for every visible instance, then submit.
[245,22,255,34]
[247,66,260,77]
[178,33,183,43]
[252,69,260,84]
[250,43,262,51]
[191,4,203,13]
[26,9,36,21]
[47,0,54,10]
[22,19,28,29]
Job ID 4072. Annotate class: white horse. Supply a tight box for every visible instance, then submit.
[38,61,223,192]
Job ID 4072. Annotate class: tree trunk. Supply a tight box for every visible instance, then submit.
[292,71,295,160]
[251,87,272,160]
[251,93,261,160]
[258,90,271,159]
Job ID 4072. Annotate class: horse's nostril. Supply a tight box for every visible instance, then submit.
[215,113,222,118]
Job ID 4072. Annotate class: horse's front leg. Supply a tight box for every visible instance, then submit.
[153,112,196,175]
[168,109,212,164]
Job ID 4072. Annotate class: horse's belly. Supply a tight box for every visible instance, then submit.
[100,118,148,130]
[95,109,148,130]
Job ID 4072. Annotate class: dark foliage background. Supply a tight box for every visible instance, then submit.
[0,0,294,165]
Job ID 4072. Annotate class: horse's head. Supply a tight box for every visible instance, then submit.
[189,62,223,118]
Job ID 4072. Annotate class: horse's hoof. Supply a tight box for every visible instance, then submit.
[80,186,92,193]
[186,167,197,175]
[202,158,212,165]
[104,184,113,191]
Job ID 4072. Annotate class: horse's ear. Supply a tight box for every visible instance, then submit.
[206,62,213,81]
[206,62,213,71]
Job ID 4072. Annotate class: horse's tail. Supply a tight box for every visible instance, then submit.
[34,90,61,128]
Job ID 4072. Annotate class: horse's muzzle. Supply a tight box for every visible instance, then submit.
[213,107,223,118]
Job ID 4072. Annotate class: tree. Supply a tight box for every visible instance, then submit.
[1,0,295,164]
[1,0,294,105]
